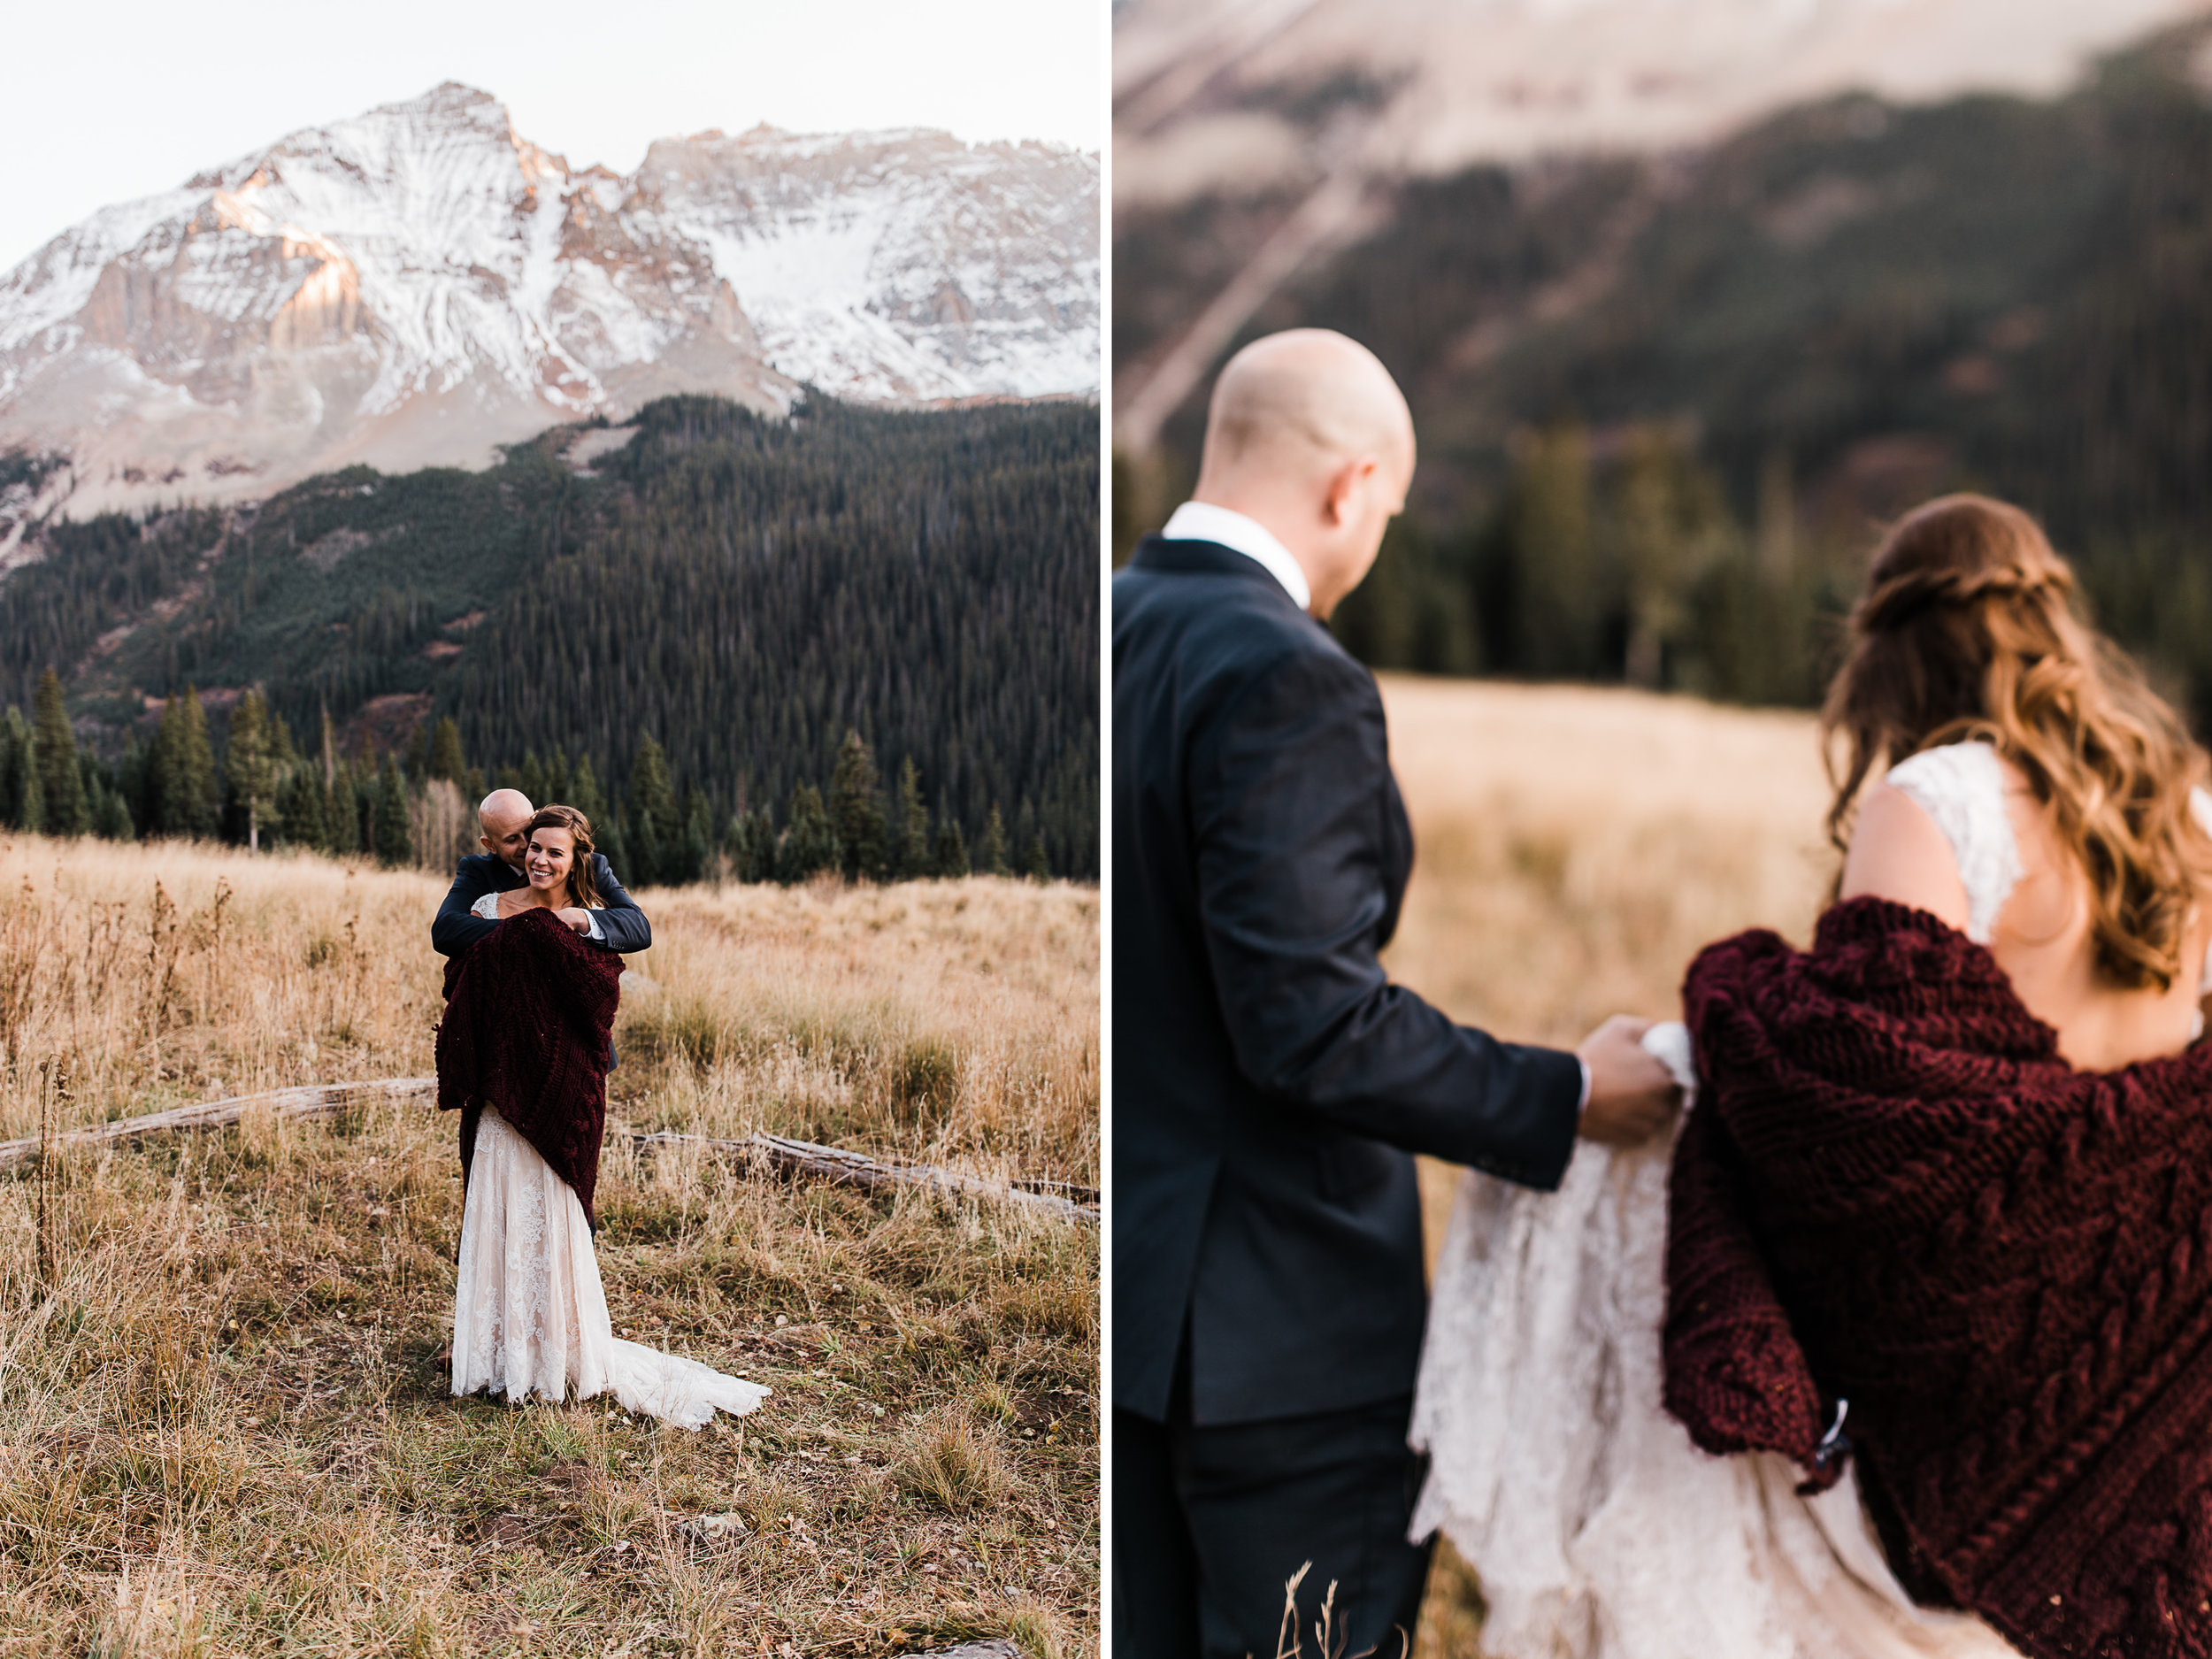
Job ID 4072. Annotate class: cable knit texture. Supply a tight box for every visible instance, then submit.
[435,904,624,1228]
[1666,895,2212,1659]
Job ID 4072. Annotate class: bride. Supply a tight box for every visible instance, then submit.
[434,803,768,1429]
[1412,495,2212,1658]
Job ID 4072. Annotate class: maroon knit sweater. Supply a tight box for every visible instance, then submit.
[1664,895,2212,1659]
[434,903,625,1228]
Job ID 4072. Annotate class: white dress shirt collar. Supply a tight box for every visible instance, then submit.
[1159,501,1312,613]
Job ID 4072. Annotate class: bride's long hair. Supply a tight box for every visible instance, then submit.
[526,804,603,910]
[1823,492,2212,991]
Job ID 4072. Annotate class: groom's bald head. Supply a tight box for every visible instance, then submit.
[1201,330,1413,485]
[480,788,534,868]
[1191,330,1415,619]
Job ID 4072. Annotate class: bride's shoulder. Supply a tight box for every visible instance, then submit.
[471,891,503,919]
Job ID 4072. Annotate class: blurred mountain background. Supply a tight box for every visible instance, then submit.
[1113,0,2212,723]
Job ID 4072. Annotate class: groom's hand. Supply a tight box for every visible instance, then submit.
[1575,1015,1681,1146]
[555,907,593,933]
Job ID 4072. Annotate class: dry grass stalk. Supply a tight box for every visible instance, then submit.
[0,833,1097,1655]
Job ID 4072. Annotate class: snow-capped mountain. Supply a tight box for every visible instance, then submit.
[1115,0,2211,207]
[0,84,1098,516]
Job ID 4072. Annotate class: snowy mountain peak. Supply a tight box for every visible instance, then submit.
[0,85,1098,517]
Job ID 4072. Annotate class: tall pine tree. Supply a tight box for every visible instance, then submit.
[979,803,1010,878]
[225,688,276,852]
[31,668,87,836]
[895,756,930,879]
[373,755,413,867]
[828,729,888,881]
[777,781,840,884]
[154,687,220,839]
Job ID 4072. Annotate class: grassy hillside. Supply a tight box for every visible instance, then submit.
[1115,18,2212,725]
[4,393,1100,877]
[0,834,1097,1654]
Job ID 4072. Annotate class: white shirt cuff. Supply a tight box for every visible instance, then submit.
[585,910,604,941]
[1577,1056,1592,1116]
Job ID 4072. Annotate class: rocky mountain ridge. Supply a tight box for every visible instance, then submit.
[0,83,1098,520]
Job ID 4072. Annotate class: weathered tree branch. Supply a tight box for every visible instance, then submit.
[0,1078,1098,1225]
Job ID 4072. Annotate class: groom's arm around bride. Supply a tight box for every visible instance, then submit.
[431,787,653,959]
[1111,329,1679,1659]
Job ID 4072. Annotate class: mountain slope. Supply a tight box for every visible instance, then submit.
[5,394,1100,876]
[1115,17,2212,723]
[0,85,1099,518]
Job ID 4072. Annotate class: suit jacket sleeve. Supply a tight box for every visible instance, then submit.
[1191,645,1583,1188]
[431,858,500,958]
[589,854,652,954]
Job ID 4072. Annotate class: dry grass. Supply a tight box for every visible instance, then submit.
[0,835,1098,1656]
[1369,675,1836,1659]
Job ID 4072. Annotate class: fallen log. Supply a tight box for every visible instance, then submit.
[0,1079,1098,1224]
[624,1129,1096,1225]
[0,1078,436,1170]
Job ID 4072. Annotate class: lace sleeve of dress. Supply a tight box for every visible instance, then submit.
[472,891,501,920]
[1884,742,2022,946]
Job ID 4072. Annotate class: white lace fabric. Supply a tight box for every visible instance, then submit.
[1409,1026,2023,1659]
[453,1105,769,1428]
[451,887,767,1429]
[1884,743,2022,946]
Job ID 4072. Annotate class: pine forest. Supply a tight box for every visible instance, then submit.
[0,394,1099,885]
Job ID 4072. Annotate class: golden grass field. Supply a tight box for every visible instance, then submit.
[0,839,1097,1657]
[1371,673,1839,1656]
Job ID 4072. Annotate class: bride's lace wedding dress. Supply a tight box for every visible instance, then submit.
[450,891,769,1429]
[1411,743,2069,1659]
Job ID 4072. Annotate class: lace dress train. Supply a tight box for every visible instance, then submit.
[452,1103,768,1428]
[1411,1018,2018,1659]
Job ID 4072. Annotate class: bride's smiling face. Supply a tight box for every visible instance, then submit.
[525,827,574,896]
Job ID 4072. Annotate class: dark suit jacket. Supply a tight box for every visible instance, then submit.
[1113,534,1585,1427]
[431,851,652,958]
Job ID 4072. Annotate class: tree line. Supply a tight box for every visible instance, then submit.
[1,392,1097,879]
[0,668,1048,887]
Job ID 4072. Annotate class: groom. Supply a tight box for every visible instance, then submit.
[1112,329,1680,1658]
[431,787,653,958]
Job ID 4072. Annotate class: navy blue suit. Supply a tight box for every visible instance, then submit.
[1110,534,1584,1658]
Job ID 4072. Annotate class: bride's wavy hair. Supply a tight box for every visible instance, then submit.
[526,804,603,910]
[1823,493,2212,991]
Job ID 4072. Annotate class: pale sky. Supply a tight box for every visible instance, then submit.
[1,0,1104,273]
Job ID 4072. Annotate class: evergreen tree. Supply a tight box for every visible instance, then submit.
[373,755,412,867]
[568,756,611,842]
[979,803,1010,877]
[544,748,572,808]
[776,781,840,884]
[403,723,431,783]
[827,729,889,881]
[895,756,930,879]
[154,687,220,839]
[626,736,680,886]
[0,707,36,831]
[933,802,969,879]
[326,760,360,855]
[429,717,465,782]
[518,750,548,808]
[225,687,277,852]
[280,765,326,850]
[671,782,713,885]
[92,783,134,841]
[1026,832,1050,882]
[730,806,777,883]
[116,738,150,834]
[31,668,88,836]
